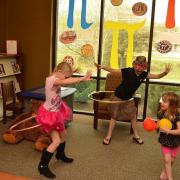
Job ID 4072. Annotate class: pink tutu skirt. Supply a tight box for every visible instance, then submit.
[36,101,72,133]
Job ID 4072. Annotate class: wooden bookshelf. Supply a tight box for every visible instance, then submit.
[0,53,23,119]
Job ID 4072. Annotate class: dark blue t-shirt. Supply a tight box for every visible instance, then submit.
[115,68,148,100]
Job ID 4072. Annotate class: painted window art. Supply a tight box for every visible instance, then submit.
[55,0,180,115]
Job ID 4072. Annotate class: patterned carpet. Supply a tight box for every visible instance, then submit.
[0,114,180,180]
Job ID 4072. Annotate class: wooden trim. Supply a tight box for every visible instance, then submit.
[51,0,58,71]
[0,53,19,58]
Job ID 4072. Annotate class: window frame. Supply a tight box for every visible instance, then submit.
[52,0,180,119]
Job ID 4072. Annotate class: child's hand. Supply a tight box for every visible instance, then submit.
[155,121,160,133]
[160,127,171,135]
[94,62,102,70]
[164,63,172,75]
[84,70,92,81]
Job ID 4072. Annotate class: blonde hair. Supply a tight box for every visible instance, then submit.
[54,62,73,74]
[158,92,179,121]
[133,56,147,65]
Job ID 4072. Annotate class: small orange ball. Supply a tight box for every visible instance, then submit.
[143,118,157,132]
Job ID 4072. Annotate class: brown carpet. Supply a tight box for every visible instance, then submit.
[0,114,180,180]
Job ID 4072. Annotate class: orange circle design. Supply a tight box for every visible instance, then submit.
[81,44,94,57]
[111,0,123,6]
[59,30,77,44]
[132,2,147,16]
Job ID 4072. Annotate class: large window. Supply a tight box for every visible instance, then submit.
[56,0,101,113]
[57,0,101,75]
[102,0,152,76]
[55,0,180,117]
[146,0,180,119]
[151,0,180,83]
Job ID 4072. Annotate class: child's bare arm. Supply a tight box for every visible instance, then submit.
[155,119,160,132]
[94,62,120,74]
[160,122,180,135]
[156,119,160,129]
[147,64,172,79]
[54,70,92,86]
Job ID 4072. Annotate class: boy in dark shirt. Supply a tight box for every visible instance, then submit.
[95,56,171,145]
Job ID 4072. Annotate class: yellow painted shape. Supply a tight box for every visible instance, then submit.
[105,20,146,68]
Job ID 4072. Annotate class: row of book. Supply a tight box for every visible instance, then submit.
[0,60,20,76]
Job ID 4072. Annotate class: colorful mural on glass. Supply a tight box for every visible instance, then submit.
[67,0,93,29]
[165,0,175,29]
[59,0,177,68]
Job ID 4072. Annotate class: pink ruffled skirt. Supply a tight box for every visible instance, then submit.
[36,101,72,133]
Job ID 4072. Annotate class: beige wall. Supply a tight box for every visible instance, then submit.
[1,0,53,89]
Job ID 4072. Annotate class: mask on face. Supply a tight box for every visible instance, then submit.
[134,63,147,71]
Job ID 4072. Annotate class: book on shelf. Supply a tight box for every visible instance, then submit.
[0,59,20,75]
[0,64,6,76]
[10,59,20,73]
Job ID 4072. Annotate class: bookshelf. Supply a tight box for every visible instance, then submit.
[0,53,23,120]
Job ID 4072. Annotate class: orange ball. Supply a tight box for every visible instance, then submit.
[143,118,157,132]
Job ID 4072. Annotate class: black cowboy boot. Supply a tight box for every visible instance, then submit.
[38,149,56,178]
[56,142,74,163]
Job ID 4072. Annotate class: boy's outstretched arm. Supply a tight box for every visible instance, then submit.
[147,64,172,79]
[94,62,120,74]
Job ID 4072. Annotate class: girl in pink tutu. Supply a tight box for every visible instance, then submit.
[36,62,91,178]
